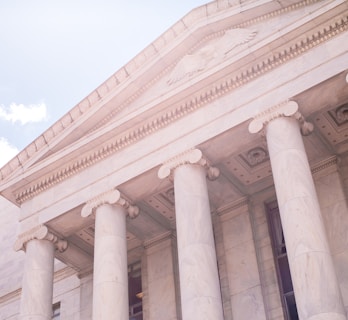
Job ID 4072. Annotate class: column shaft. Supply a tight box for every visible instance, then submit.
[174,163,224,320]
[93,203,128,320]
[20,239,55,320]
[266,116,346,320]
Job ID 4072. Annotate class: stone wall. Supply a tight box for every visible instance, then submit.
[0,196,23,319]
[314,157,348,315]
[2,154,348,320]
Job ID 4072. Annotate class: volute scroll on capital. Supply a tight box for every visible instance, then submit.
[81,188,140,219]
[248,100,314,136]
[14,224,68,253]
[158,148,220,181]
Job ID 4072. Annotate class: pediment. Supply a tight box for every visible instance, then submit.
[0,0,346,205]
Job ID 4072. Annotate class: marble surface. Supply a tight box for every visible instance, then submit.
[315,168,348,311]
[93,203,128,320]
[19,239,55,320]
[221,208,267,319]
[1,1,348,320]
[266,115,346,320]
[146,238,178,320]
[173,163,224,320]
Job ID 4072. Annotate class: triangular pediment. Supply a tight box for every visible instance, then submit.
[0,0,346,204]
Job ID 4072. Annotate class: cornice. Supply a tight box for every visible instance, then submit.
[215,197,249,217]
[143,231,174,249]
[88,0,321,134]
[81,188,139,219]
[9,3,348,204]
[311,155,338,175]
[158,148,220,180]
[13,224,68,253]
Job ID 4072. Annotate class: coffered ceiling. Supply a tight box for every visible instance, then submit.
[47,70,348,273]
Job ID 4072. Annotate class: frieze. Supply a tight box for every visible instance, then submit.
[88,0,321,133]
[12,10,348,203]
[0,0,322,183]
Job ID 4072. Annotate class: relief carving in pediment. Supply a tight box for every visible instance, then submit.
[167,28,257,85]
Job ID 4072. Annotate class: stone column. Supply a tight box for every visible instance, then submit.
[158,149,224,320]
[14,225,68,320]
[81,189,139,320]
[249,101,347,320]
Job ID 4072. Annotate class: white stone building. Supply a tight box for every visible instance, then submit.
[0,0,348,319]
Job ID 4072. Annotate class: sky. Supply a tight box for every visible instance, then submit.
[0,0,209,168]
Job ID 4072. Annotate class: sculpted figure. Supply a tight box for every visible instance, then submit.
[168,28,257,84]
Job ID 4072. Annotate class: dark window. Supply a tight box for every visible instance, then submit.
[266,201,298,320]
[128,262,143,320]
[52,302,60,319]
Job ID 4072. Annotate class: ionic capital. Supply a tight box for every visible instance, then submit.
[81,188,139,219]
[14,224,68,253]
[158,148,220,181]
[248,100,313,136]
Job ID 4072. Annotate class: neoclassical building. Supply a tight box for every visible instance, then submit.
[1,0,348,319]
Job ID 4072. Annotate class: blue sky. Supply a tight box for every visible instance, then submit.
[0,0,208,167]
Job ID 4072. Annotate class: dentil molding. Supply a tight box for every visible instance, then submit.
[81,188,139,219]
[14,224,68,252]
[9,4,348,204]
[158,148,220,180]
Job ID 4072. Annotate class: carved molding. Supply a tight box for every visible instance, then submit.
[88,0,320,133]
[10,10,347,204]
[245,147,268,167]
[81,188,139,219]
[143,231,174,249]
[14,225,68,253]
[311,155,338,175]
[216,197,249,217]
[158,148,220,181]
[167,28,257,85]
[248,100,314,135]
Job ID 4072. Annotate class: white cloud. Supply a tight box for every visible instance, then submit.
[0,103,47,125]
[0,137,19,168]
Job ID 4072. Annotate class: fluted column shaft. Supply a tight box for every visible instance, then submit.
[93,203,128,320]
[266,115,346,320]
[173,162,224,320]
[20,239,55,320]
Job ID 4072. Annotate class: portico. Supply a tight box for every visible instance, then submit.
[1,1,348,320]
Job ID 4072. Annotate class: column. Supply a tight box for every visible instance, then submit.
[158,149,224,320]
[14,225,68,320]
[249,101,347,320]
[81,188,139,320]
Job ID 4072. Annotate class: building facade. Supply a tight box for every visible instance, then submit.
[1,0,348,319]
